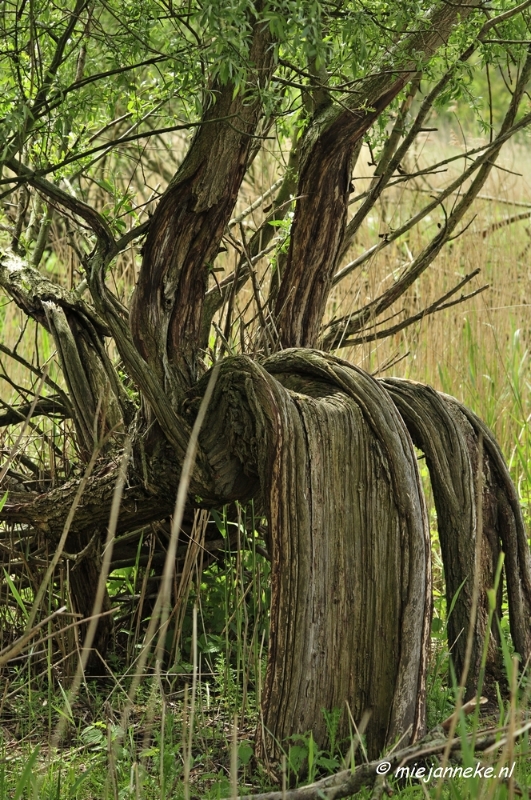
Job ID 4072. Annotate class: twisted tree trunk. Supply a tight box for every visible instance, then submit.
[259,352,431,759]
[384,379,531,696]
[187,350,431,759]
[2,0,531,775]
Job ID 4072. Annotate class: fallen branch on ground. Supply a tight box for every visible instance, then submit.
[226,721,531,800]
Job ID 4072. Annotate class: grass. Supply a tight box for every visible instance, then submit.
[1,504,530,798]
[2,129,531,797]
[2,652,530,799]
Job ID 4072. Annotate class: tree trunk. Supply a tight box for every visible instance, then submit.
[67,530,113,675]
[260,352,431,761]
[383,379,531,696]
[192,350,431,762]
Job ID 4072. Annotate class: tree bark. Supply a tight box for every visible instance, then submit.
[190,350,431,762]
[451,396,531,667]
[382,380,501,695]
[130,16,274,400]
[67,529,113,674]
[383,379,531,695]
[259,352,431,760]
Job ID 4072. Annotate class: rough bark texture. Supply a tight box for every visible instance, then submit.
[189,351,431,761]
[3,0,530,771]
[260,352,431,759]
[382,379,501,695]
[0,252,129,639]
[383,379,531,694]
[42,301,123,456]
[3,348,529,762]
[130,17,274,400]
[2,433,182,536]
[451,397,531,665]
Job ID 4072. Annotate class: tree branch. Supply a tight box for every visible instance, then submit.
[324,270,488,350]
[4,158,115,245]
[274,0,484,348]
[0,248,110,336]
[0,398,69,428]
[225,721,531,800]
[332,113,531,289]
[129,13,275,399]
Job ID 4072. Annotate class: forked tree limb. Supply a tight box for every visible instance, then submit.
[274,0,483,348]
[129,12,275,399]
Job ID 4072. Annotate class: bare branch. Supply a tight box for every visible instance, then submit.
[478,209,531,238]
[325,272,488,350]
[0,398,69,428]
[4,158,114,245]
[340,50,531,337]
[0,343,69,403]
[228,179,283,229]
[331,108,531,295]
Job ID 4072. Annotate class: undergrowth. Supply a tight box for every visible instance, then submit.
[1,514,531,799]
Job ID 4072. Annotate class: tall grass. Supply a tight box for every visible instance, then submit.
[1,130,531,797]
[334,133,531,512]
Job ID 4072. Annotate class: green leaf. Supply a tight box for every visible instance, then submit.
[80,725,105,746]
[316,756,340,771]
[237,742,254,766]
[13,746,39,800]
[3,570,29,620]
[431,616,444,634]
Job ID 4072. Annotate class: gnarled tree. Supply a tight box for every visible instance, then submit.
[1,0,531,763]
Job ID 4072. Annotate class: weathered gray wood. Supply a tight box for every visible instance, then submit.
[194,351,429,760]
[383,378,530,695]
